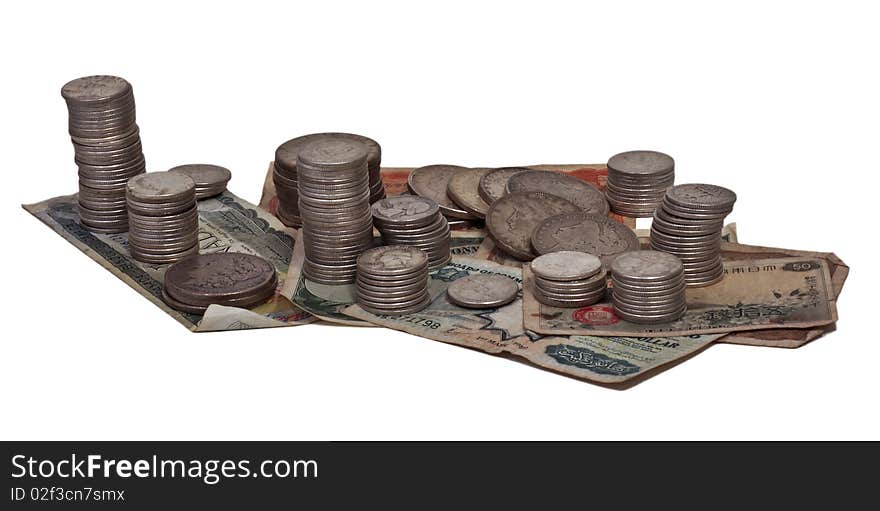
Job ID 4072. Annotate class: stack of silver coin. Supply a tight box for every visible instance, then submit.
[650,183,736,287]
[610,251,687,324]
[530,251,607,308]
[298,140,375,284]
[62,75,146,233]
[356,246,431,316]
[274,133,384,228]
[605,150,675,217]
[163,253,277,314]
[126,172,199,264]
[371,195,451,271]
[168,164,231,199]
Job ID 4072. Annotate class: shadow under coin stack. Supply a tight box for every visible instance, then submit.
[162,253,278,314]
[530,251,607,307]
[62,75,146,233]
[605,150,675,217]
[371,195,451,270]
[610,251,687,324]
[298,140,374,284]
[356,246,431,316]
[126,172,199,264]
[650,183,736,287]
[168,164,231,199]
[273,133,384,228]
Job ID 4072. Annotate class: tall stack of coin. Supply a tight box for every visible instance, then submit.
[356,246,431,316]
[162,253,278,314]
[530,251,607,307]
[298,139,374,284]
[274,133,384,228]
[605,150,675,217]
[371,195,451,270]
[610,251,687,324]
[650,183,736,287]
[62,75,146,233]
[169,164,231,199]
[126,172,199,264]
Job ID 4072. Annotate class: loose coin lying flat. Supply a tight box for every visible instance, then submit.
[478,167,528,205]
[446,274,519,308]
[506,170,610,216]
[485,191,580,261]
[169,164,232,199]
[407,164,475,219]
[531,211,640,267]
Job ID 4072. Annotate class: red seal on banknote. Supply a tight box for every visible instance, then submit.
[573,305,618,325]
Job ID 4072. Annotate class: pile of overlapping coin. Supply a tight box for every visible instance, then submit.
[273,133,384,228]
[62,75,146,233]
[371,195,451,270]
[530,251,607,307]
[162,253,278,314]
[169,164,231,199]
[126,172,199,264]
[610,251,687,324]
[605,150,674,217]
[298,139,375,284]
[356,246,431,316]
[650,183,736,287]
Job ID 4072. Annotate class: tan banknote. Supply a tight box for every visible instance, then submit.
[523,256,838,337]
[342,257,723,385]
[279,230,487,326]
[24,191,315,332]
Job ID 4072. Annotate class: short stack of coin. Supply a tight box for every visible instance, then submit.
[274,133,384,228]
[169,164,231,199]
[62,75,146,233]
[530,251,607,308]
[650,183,736,287]
[126,172,199,264]
[356,246,431,316]
[371,195,451,270]
[298,139,375,284]
[610,251,687,324]
[162,253,278,314]
[605,150,675,217]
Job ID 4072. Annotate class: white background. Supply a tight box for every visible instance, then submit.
[1,1,877,440]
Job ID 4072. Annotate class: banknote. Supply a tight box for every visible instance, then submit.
[523,256,838,337]
[24,191,315,332]
[716,242,848,348]
[342,257,723,385]
[258,162,636,232]
[279,229,487,326]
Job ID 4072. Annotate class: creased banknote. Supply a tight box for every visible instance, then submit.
[24,191,315,331]
[523,256,838,337]
[342,257,723,385]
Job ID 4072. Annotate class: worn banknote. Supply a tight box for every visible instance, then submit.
[342,257,723,385]
[24,191,315,331]
[279,230,486,326]
[523,256,838,337]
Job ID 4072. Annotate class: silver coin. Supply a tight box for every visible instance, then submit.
[611,251,684,282]
[62,75,132,103]
[531,211,640,267]
[358,290,431,308]
[168,164,231,197]
[665,183,736,211]
[357,245,429,276]
[607,150,674,177]
[485,191,580,261]
[357,283,429,300]
[358,297,432,317]
[506,170,609,216]
[371,195,440,226]
[533,290,605,308]
[478,167,528,205]
[614,305,687,324]
[407,165,475,219]
[126,172,196,203]
[446,274,519,308]
[530,251,602,281]
[534,271,607,292]
[447,167,491,218]
[535,285,607,302]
